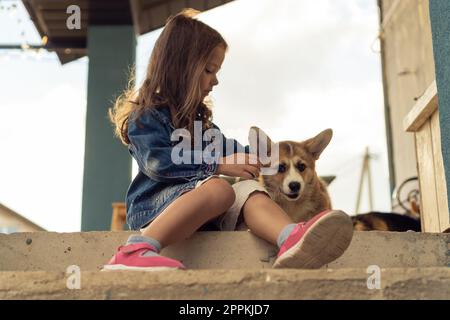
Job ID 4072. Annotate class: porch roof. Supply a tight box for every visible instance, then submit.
[22,0,234,64]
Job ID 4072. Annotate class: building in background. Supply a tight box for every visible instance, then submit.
[0,203,46,233]
[379,0,450,232]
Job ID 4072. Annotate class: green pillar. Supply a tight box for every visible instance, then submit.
[429,1,450,217]
[81,26,135,231]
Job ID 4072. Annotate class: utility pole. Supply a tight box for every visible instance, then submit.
[355,146,374,214]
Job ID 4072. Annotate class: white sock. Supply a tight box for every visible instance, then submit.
[127,235,161,257]
[276,224,297,248]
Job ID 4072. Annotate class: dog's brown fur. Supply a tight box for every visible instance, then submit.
[352,212,421,232]
[249,127,333,222]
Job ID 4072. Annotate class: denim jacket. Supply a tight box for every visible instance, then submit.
[125,105,249,230]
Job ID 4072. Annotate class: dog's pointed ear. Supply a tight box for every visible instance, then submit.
[305,129,333,160]
[249,126,273,155]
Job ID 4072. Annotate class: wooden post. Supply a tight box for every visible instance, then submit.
[111,202,127,231]
[355,147,374,214]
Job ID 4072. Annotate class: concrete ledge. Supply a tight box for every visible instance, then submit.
[0,231,449,272]
[0,268,449,300]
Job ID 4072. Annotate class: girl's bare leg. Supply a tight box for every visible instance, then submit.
[242,191,293,245]
[141,177,235,248]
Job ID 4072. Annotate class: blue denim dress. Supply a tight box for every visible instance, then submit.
[126,105,249,230]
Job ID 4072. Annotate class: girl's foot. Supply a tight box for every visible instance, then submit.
[102,243,185,271]
[273,209,354,269]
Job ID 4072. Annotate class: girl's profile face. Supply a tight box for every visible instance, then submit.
[200,45,225,99]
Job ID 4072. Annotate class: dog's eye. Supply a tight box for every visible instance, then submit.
[297,163,306,172]
[278,163,286,173]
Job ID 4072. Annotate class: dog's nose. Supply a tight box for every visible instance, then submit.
[288,181,301,192]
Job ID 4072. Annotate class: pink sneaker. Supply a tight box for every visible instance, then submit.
[102,243,185,271]
[273,209,354,269]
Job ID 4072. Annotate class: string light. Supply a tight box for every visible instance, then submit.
[0,0,58,63]
[34,48,43,60]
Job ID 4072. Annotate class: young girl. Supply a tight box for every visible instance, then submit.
[104,9,354,271]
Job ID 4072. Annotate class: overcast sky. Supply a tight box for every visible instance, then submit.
[0,0,390,232]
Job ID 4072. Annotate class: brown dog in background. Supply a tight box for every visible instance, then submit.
[352,212,421,232]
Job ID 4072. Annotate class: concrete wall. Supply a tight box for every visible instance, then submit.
[1,231,449,300]
[1,268,449,299]
[1,231,449,272]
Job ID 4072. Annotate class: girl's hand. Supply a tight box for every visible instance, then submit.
[216,153,262,179]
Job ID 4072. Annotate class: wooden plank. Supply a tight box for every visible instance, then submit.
[415,120,441,232]
[141,0,169,11]
[206,0,224,9]
[53,48,85,54]
[41,13,88,21]
[186,0,207,11]
[36,0,128,10]
[32,1,51,35]
[36,1,83,10]
[129,0,142,35]
[430,112,450,232]
[111,202,126,231]
[40,12,87,21]
[169,0,186,18]
[404,80,438,132]
[381,0,397,14]
[381,0,436,199]
[35,0,89,6]
[148,3,170,30]
[44,21,88,30]
[46,30,85,37]
[380,0,401,30]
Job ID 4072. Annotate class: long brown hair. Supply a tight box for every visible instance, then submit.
[109,8,228,145]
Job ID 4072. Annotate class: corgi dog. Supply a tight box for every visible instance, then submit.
[249,127,333,223]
